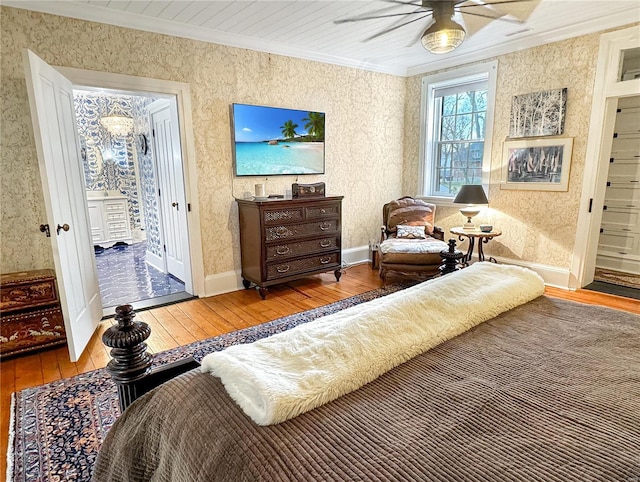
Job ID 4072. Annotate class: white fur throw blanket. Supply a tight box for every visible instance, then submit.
[201,262,544,425]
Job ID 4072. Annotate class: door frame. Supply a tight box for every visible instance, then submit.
[57,66,205,297]
[570,25,640,289]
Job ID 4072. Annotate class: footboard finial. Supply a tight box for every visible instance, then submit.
[102,304,153,411]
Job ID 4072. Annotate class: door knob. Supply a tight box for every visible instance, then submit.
[39,224,51,237]
[56,223,70,235]
[171,202,179,210]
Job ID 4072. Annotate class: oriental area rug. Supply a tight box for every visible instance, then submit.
[8,284,409,482]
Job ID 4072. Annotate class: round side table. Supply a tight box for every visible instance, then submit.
[450,227,502,265]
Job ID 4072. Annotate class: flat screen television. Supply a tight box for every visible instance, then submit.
[231,103,325,177]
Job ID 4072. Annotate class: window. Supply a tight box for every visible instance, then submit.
[419,61,497,200]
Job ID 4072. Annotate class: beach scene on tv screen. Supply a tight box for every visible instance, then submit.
[233,104,325,176]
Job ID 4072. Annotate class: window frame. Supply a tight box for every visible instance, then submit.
[418,61,498,205]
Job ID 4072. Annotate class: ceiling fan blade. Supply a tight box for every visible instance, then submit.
[363,13,432,42]
[334,10,429,25]
[406,18,435,47]
[483,0,541,21]
[458,10,524,24]
[382,0,423,7]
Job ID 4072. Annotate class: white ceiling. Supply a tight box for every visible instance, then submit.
[4,0,640,76]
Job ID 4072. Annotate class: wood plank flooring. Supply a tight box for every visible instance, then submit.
[1,263,638,476]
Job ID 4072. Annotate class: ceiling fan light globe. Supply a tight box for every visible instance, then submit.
[421,20,466,54]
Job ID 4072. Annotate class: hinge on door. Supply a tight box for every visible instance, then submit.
[610,157,614,163]
[187,203,191,212]
[606,181,611,187]
[600,228,604,233]
[603,205,608,210]
[588,199,593,213]
[616,108,622,113]
[163,244,166,252]
[613,133,618,138]
[152,129,155,137]
[158,188,161,197]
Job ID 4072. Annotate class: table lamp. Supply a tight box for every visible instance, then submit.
[453,185,488,230]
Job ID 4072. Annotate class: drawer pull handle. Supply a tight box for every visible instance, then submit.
[320,208,326,214]
[319,240,332,248]
[276,265,290,273]
[276,246,290,255]
[320,256,331,264]
[319,222,331,231]
[275,227,289,236]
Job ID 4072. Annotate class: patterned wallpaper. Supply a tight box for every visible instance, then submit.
[0,7,406,275]
[0,6,632,279]
[403,34,603,269]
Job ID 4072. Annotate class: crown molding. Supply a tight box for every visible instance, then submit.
[2,1,638,78]
[1,0,407,76]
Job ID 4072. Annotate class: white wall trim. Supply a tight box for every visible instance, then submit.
[204,246,372,297]
[204,270,244,298]
[489,257,572,289]
[146,250,165,274]
[56,66,207,298]
[343,245,370,267]
[5,1,637,78]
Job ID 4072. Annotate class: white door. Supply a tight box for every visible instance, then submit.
[148,99,191,285]
[23,50,102,362]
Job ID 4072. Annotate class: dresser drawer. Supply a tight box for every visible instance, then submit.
[263,207,304,225]
[267,236,339,260]
[265,220,339,241]
[104,200,127,212]
[266,252,340,280]
[305,203,340,219]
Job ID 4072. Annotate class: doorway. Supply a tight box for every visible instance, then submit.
[586,94,640,299]
[73,88,195,315]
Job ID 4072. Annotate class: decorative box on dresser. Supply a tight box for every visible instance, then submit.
[236,196,344,299]
[0,269,66,358]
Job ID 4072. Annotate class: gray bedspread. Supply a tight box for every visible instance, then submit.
[92,296,640,481]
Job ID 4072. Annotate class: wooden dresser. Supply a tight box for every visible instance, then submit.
[0,269,66,358]
[236,196,344,299]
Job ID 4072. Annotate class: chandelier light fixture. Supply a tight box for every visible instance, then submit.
[100,103,134,137]
[421,2,466,54]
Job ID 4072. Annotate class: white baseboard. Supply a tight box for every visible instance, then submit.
[204,246,373,297]
[202,249,571,297]
[204,269,244,297]
[146,250,165,273]
[343,245,371,267]
[491,256,572,289]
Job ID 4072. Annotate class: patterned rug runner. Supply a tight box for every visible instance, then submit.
[8,284,408,482]
[594,268,640,290]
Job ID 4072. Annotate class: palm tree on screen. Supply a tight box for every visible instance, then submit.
[302,112,325,141]
[280,120,298,140]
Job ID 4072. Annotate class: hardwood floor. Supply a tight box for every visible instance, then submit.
[1,263,638,476]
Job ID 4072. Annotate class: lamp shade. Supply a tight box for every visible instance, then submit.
[453,185,488,205]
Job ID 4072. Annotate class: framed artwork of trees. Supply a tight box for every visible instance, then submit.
[509,88,567,138]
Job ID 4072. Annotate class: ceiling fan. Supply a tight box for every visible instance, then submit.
[334,0,541,54]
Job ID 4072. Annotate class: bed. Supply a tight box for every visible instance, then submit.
[92,264,640,481]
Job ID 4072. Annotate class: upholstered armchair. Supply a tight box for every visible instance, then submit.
[379,197,448,281]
